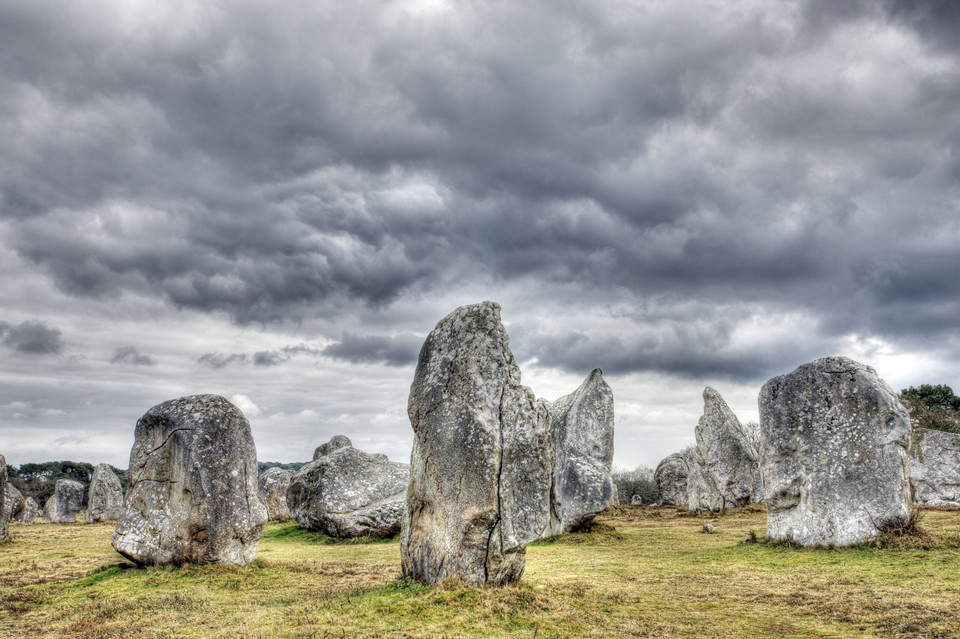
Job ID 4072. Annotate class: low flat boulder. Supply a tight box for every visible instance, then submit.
[112,395,268,565]
[759,356,912,546]
[655,452,689,507]
[909,428,960,506]
[288,437,409,538]
[258,467,293,521]
[86,463,123,523]
[42,479,85,523]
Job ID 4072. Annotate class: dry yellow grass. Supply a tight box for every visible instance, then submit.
[1,506,959,638]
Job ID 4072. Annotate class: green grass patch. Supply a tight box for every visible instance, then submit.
[260,522,398,544]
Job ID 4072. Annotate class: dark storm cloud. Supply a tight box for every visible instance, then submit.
[252,345,324,367]
[0,320,64,355]
[110,346,157,366]
[323,332,422,367]
[1,0,959,382]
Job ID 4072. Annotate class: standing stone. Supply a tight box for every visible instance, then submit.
[908,428,960,506]
[0,454,8,542]
[541,369,616,538]
[258,467,293,521]
[112,395,268,565]
[22,497,39,523]
[655,452,689,507]
[686,449,723,513]
[86,463,123,523]
[629,495,644,506]
[759,356,912,546]
[287,438,409,537]
[402,302,553,586]
[4,483,27,523]
[42,479,85,523]
[313,435,352,461]
[688,387,759,512]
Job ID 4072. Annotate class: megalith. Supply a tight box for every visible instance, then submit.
[42,479,85,523]
[688,387,759,512]
[258,467,293,521]
[22,497,39,523]
[0,454,8,542]
[655,452,689,507]
[86,463,123,523]
[313,435,352,461]
[402,302,553,586]
[908,428,960,506]
[540,369,616,538]
[112,395,268,565]
[759,356,912,546]
[4,483,26,523]
[287,437,409,537]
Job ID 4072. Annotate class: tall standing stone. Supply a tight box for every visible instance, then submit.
[42,479,85,523]
[112,395,268,565]
[258,467,293,521]
[759,356,912,546]
[688,387,759,512]
[0,454,8,542]
[402,302,553,586]
[655,452,690,507]
[86,463,123,523]
[4,483,27,523]
[541,369,616,538]
[22,497,39,523]
[908,428,960,506]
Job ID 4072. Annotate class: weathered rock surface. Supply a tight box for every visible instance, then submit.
[759,356,912,546]
[655,452,689,506]
[112,395,268,565]
[0,454,8,542]
[402,302,553,586]
[909,428,960,506]
[313,435,352,461]
[86,463,123,523]
[541,369,616,538]
[687,388,759,512]
[4,483,26,523]
[629,494,644,506]
[258,468,293,521]
[42,479,85,523]
[288,437,409,537]
[23,497,39,523]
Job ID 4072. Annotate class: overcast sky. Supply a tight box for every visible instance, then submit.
[2,0,959,471]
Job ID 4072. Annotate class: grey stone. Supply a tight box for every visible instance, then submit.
[688,388,758,512]
[288,437,409,538]
[4,483,26,523]
[0,454,7,542]
[42,479,85,523]
[258,468,293,521]
[630,494,644,506]
[759,356,912,546]
[702,523,715,534]
[541,369,616,538]
[909,428,960,506]
[23,497,39,523]
[313,435,352,461]
[655,452,689,507]
[112,394,268,565]
[402,302,553,586]
[86,463,123,523]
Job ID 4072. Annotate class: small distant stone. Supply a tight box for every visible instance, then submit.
[22,497,39,523]
[258,467,293,521]
[630,495,644,506]
[0,454,8,542]
[702,523,715,534]
[42,479,85,523]
[86,463,123,523]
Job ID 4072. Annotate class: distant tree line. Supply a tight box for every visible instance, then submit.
[900,384,960,435]
[7,461,127,505]
[612,465,659,505]
[258,461,307,474]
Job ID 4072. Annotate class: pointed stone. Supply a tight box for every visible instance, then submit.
[86,464,123,523]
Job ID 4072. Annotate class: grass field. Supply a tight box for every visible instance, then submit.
[2,506,959,638]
